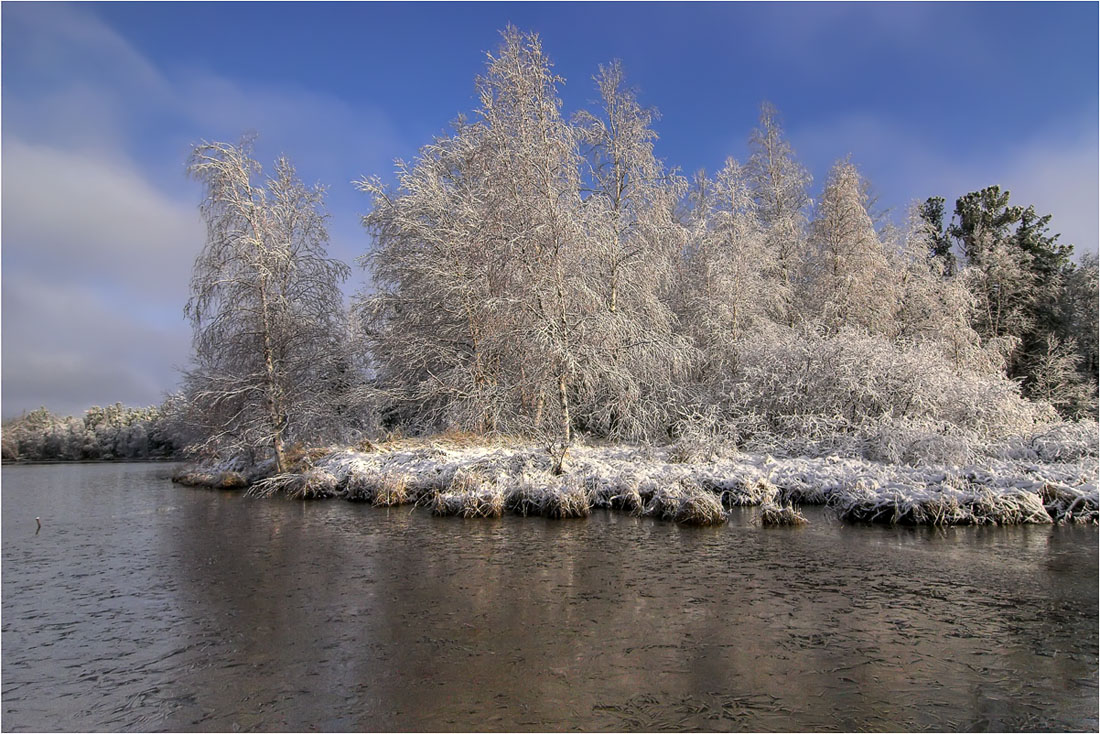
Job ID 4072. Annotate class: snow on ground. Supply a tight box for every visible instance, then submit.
[173,427,1099,526]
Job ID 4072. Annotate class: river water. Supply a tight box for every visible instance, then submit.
[2,462,1097,732]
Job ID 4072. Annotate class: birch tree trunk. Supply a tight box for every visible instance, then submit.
[184,139,350,466]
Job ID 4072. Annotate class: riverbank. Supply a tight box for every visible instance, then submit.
[2,456,180,466]
[173,429,1098,526]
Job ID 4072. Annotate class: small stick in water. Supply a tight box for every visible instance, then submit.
[35,517,41,535]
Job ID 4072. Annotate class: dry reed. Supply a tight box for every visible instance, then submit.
[760,500,808,526]
[644,480,727,525]
[372,472,411,506]
[830,480,1051,526]
[1041,483,1099,524]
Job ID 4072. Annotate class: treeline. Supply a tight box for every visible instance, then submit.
[1,401,191,463]
[351,29,1097,459]
[30,28,1099,469]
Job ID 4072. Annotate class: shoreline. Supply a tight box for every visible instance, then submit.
[172,438,1099,527]
[2,456,181,466]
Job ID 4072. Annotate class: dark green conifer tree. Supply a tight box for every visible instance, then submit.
[917,196,956,274]
[933,185,1094,417]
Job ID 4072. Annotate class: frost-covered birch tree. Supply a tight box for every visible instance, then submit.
[468,28,597,468]
[572,60,693,438]
[806,160,893,333]
[185,138,351,469]
[1025,334,1095,418]
[963,229,1035,348]
[351,29,1087,453]
[680,158,776,377]
[357,121,506,433]
[745,102,812,326]
[359,28,596,466]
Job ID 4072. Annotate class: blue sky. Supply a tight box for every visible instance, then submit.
[3,1,1097,418]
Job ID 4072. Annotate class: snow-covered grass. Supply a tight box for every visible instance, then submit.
[172,455,266,490]
[1040,482,1099,524]
[172,424,1098,527]
[643,480,726,525]
[533,475,592,519]
[829,480,1051,526]
[248,467,340,500]
[433,486,505,518]
[760,501,809,527]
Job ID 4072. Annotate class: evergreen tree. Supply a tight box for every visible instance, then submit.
[917,196,956,274]
[1061,253,1099,385]
[948,186,1023,266]
[931,184,1093,416]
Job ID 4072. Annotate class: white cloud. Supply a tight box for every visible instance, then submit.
[2,137,203,302]
[2,276,191,418]
[1,135,202,417]
[4,84,134,153]
[1,4,403,418]
[3,3,168,94]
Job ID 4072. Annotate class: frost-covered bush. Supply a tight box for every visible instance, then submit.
[713,325,1053,452]
[859,419,975,467]
[964,421,1099,463]
[1028,422,1099,463]
[668,408,738,463]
